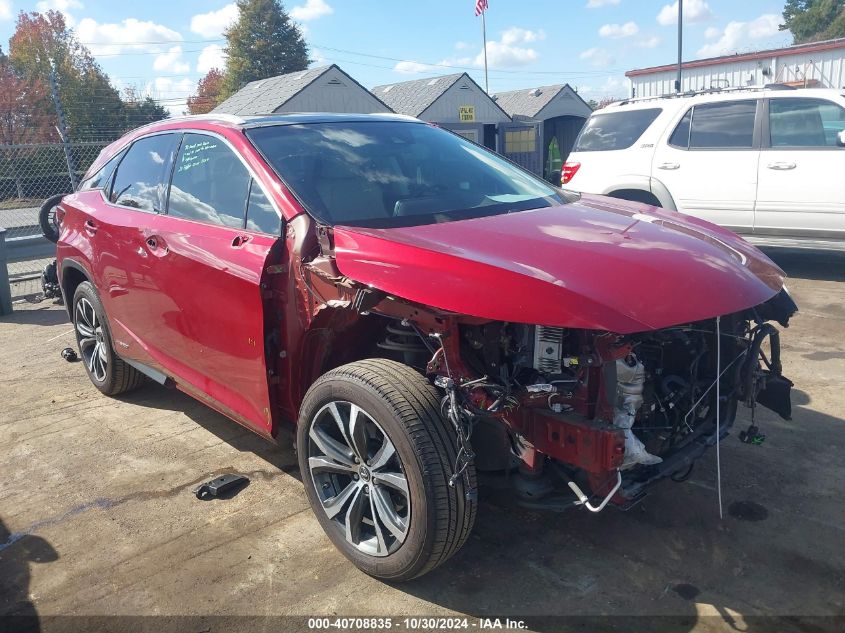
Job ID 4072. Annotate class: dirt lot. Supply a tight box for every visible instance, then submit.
[1,250,844,632]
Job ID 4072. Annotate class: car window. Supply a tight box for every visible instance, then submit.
[246,121,572,228]
[168,133,251,228]
[769,98,845,148]
[573,108,662,152]
[245,179,281,235]
[687,100,757,149]
[110,134,179,211]
[668,109,692,148]
[78,150,124,192]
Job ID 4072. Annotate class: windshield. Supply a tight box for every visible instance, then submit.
[246,121,572,227]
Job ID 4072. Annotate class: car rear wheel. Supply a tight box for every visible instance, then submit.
[297,359,477,581]
[72,281,145,396]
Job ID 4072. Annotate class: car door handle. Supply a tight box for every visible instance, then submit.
[231,234,251,248]
[657,162,680,170]
[767,161,796,170]
[84,219,98,234]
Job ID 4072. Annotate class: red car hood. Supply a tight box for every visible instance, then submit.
[332,194,785,334]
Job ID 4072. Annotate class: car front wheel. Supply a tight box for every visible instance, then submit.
[297,359,477,581]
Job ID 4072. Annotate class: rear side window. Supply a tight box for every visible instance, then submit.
[245,179,281,235]
[168,133,251,228]
[78,150,124,192]
[573,108,662,152]
[769,98,845,148]
[678,100,757,149]
[110,134,179,211]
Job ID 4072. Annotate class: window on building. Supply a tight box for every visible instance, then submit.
[505,129,536,153]
[688,100,757,149]
[245,179,281,235]
[769,98,845,148]
[110,134,179,211]
[573,108,662,152]
[168,133,251,228]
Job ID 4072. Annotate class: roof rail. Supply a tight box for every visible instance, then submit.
[611,83,808,107]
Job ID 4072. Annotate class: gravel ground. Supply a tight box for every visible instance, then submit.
[0,249,843,633]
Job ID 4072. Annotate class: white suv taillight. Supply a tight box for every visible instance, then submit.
[562,162,581,185]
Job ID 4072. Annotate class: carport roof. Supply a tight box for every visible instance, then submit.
[493,84,591,119]
[213,64,391,115]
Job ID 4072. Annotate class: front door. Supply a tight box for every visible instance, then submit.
[755,97,845,240]
[652,99,761,233]
[144,132,284,435]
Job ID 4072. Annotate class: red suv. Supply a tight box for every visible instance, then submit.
[56,113,796,580]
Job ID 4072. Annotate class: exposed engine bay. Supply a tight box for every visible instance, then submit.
[344,289,797,512]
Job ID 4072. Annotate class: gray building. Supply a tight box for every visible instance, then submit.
[213,64,392,115]
[493,84,593,180]
[371,73,511,149]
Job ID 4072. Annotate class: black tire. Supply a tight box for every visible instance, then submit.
[297,359,477,581]
[72,281,145,396]
[39,194,65,243]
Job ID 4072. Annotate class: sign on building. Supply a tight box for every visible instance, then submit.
[459,106,476,122]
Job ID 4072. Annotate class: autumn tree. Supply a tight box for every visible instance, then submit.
[8,11,126,140]
[781,0,845,43]
[188,68,225,114]
[221,0,309,99]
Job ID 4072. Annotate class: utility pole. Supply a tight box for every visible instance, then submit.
[676,0,684,93]
[48,59,78,190]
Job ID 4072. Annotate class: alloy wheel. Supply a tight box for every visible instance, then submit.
[307,401,410,557]
[75,297,108,382]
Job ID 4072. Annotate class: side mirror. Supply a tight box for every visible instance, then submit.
[838,130,845,147]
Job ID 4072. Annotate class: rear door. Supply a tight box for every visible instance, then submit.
[755,96,845,240]
[145,132,284,435]
[652,99,761,233]
[90,133,180,363]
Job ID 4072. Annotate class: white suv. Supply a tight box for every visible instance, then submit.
[564,87,845,249]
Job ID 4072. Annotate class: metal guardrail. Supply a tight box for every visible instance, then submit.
[0,226,55,314]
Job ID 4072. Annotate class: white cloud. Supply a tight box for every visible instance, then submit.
[478,27,545,67]
[393,60,439,74]
[586,0,620,7]
[697,14,780,57]
[290,0,333,21]
[197,44,226,73]
[190,3,237,38]
[637,35,661,48]
[153,46,190,73]
[599,21,639,39]
[455,41,469,50]
[76,18,182,56]
[579,75,626,98]
[0,0,12,21]
[580,47,615,69]
[148,77,196,116]
[704,26,721,39]
[35,0,83,25]
[657,0,712,26]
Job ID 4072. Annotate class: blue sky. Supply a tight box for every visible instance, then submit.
[0,0,792,112]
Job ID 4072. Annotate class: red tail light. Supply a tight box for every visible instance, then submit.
[562,162,581,185]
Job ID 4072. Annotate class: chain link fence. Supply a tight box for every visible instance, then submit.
[0,141,109,305]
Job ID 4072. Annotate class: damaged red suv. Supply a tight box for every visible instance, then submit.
[56,113,796,580]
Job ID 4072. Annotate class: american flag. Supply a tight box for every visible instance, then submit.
[474,0,488,17]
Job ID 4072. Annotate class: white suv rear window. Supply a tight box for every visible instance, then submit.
[573,108,662,152]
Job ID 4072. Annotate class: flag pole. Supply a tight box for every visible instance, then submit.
[481,8,489,94]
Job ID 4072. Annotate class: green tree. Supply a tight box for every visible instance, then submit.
[122,86,169,128]
[222,0,310,98]
[8,11,126,141]
[780,0,845,43]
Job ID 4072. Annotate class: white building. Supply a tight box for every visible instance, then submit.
[627,38,845,98]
